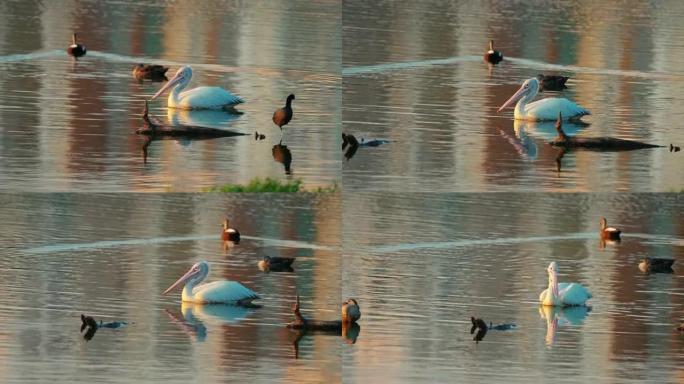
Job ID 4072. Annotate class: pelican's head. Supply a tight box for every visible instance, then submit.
[151,66,193,100]
[547,261,558,275]
[599,217,608,230]
[498,77,540,112]
[547,262,559,296]
[488,39,495,53]
[222,218,230,230]
[163,260,209,294]
[342,298,361,324]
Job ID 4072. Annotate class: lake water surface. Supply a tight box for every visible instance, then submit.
[343,1,684,192]
[342,192,684,383]
[0,0,340,192]
[0,193,341,383]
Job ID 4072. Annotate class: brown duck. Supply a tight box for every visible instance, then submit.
[221,218,240,243]
[599,217,621,241]
[132,64,169,81]
[483,40,503,64]
[67,33,86,58]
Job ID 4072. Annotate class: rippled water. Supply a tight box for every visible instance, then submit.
[342,192,684,383]
[0,193,341,383]
[0,0,340,192]
[342,1,684,192]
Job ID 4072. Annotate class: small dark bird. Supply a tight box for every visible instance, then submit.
[670,144,681,152]
[258,256,296,272]
[639,257,675,273]
[254,132,266,140]
[272,94,295,130]
[599,217,621,241]
[80,314,127,341]
[221,218,240,243]
[343,133,359,160]
[536,74,569,91]
[470,317,488,343]
[80,314,98,341]
[483,40,503,64]
[67,33,86,58]
[132,64,169,81]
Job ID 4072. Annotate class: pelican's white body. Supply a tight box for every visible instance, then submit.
[500,78,590,121]
[152,66,244,110]
[539,262,591,306]
[182,280,259,304]
[164,261,259,305]
[169,86,243,110]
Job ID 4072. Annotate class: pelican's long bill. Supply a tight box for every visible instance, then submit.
[151,71,184,100]
[497,84,529,113]
[163,266,198,295]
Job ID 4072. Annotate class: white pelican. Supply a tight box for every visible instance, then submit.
[498,77,590,121]
[539,262,592,307]
[151,66,244,110]
[163,260,259,305]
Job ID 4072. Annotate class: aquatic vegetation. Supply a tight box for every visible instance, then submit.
[202,178,339,193]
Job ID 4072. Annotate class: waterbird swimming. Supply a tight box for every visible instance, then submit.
[537,74,569,91]
[470,317,488,343]
[150,66,244,110]
[133,64,169,81]
[549,112,663,151]
[67,33,86,58]
[221,218,240,243]
[599,217,621,241]
[287,296,361,332]
[273,94,295,130]
[162,260,259,305]
[80,314,127,341]
[638,257,675,273]
[498,77,590,121]
[483,40,503,64]
[258,256,296,272]
[539,262,592,307]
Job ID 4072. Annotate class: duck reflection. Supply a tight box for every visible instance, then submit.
[539,305,590,346]
[272,141,292,174]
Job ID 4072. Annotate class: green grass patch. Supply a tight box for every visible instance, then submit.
[202,178,339,193]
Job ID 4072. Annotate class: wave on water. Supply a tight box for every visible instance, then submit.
[371,232,682,253]
[343,55,682,79]
[24,234,336,254]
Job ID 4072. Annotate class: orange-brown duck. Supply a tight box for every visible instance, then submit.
[599,217,621,241]
[67,33,86,58]
[221,218,240,243]
[273,94,295,130]
[483,40,503,64]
